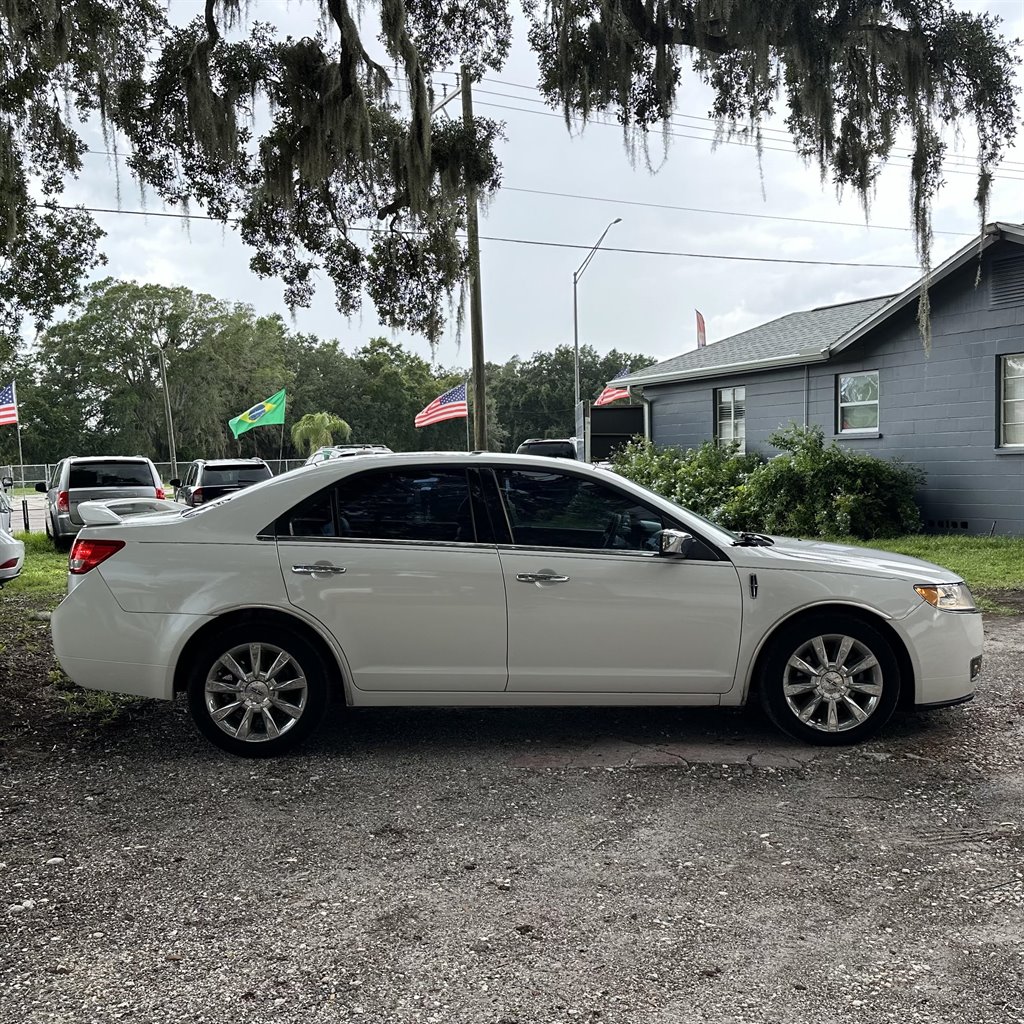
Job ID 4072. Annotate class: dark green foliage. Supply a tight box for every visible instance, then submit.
[612,426,924,539]
[487,345,657,446]
[2,2,1019,351]
[733,425,924,539]
[611,437,764,524]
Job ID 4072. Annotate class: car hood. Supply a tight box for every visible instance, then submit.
[728,536,963,584]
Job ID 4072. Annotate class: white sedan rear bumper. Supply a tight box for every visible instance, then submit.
[51,570,208,700]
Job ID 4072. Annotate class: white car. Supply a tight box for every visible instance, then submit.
[50,453,983,756]
[304,444,393,466]
[0,526,24,586]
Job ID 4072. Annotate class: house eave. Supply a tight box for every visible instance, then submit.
[828,223,1013,356]
[622,350,830,390]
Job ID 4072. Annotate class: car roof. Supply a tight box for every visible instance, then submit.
[197,458,268,466]
[65,455,155,463]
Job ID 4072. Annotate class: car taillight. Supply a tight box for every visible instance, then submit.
[0,557,17,569]
[155,487,165,499]
[69,538,125,575]
[192,488,204,504]
[56,490,69,512]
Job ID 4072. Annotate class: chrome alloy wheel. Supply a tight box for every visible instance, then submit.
[782,633,884,733]
[204,643,308,743]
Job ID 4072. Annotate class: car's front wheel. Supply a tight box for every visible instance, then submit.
[186,624,330,757]
[759,614,900,745]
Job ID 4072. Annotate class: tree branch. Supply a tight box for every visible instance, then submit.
[620,0,731,56]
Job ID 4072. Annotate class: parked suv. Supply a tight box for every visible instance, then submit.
[304,444,393,466]
[37,457,164,549]
[170,458,272,507]
[515,438,579,460]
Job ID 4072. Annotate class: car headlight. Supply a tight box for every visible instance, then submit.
[914,582,976,612]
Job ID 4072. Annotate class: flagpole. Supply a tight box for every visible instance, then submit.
[466,375,472,451]
[278,419,285,472]
[13,381,25,490]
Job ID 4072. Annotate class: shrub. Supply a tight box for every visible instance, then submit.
[733,424,924,539]
[611,437,763,526]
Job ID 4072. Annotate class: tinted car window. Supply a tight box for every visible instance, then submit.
[338,469,474,543]
[278,469,481,543]
[69,462,155,488]
[496,469,667,552]
[202,464,272,486]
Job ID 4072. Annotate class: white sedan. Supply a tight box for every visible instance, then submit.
[0,526,24,586]
[50,453,983,756]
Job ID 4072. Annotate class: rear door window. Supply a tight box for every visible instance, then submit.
[202,464,272,486]
[277,468,490,543]
[69,462,155,488]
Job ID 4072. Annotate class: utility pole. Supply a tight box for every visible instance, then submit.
[460,66,487,450]
[156,342,178,478]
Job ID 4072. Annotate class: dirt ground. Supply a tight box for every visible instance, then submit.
[1,599,1023,1024]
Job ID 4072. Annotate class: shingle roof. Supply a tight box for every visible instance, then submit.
[620,295,894,386]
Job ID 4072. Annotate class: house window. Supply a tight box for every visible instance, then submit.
[837,371,879,433]
[715,386,745,453]
[1001,355,1024,447]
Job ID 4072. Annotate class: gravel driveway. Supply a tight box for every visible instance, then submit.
[2,617,1023,1023]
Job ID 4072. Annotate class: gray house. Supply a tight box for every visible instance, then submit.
[615,222,1024,536]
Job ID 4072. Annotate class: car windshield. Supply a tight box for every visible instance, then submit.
[69,462,154,488]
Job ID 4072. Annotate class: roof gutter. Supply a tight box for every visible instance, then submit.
[616,350,831,390]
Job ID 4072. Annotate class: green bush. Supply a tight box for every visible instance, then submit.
[612,427,924,540]
[732,424,924,539]
[611,437,763,526]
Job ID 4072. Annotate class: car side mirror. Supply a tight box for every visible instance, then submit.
[658,528,694,558]
[169,478,180,488]
[1,476,11,489]
[35,481,47,493]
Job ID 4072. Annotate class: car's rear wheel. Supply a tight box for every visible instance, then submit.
[186,624,330,757]
[759,614,900,745]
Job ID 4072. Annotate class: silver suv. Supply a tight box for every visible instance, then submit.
[37,456,164,549]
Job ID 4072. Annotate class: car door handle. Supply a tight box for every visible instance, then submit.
[291,563,347,576]
[516,572,570,584]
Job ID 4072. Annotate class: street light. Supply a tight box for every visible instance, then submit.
[573,218,622,416]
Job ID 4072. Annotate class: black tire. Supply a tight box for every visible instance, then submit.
[759,614,900,745]
[186,622,331,757]
[53,530,72,552]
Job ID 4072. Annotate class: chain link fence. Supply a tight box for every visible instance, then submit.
[2,459,308,491]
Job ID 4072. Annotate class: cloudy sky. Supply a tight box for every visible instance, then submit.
[62,1,1024,379]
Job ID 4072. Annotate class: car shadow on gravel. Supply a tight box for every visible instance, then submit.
[12,693,983,770]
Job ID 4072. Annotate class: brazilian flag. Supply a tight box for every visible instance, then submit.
[229,388,287,439]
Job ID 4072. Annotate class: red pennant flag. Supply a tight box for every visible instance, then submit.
[696,310,706,349]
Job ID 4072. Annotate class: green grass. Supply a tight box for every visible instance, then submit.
[5,531,67,599]
[843,534,1024,590]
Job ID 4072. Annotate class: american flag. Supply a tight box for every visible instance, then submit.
[595,368,631,407]
[0,382,17,426]
[414,382,468,428]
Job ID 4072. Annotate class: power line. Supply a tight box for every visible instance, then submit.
[79,147,974,238]
[475,74,1024,173]
[43,202,920,268]
[463,97,1024,183]
[499,186,975,237]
